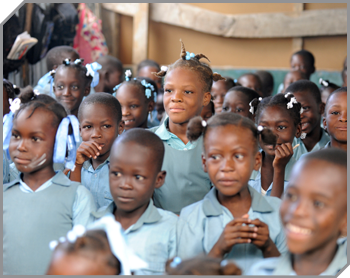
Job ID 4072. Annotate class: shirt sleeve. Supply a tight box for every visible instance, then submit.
[168,217,178,260]
[72,185,96,226]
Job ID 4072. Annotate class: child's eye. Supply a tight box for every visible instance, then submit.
[112,171,122,177]
[285,192,298,202]
[302,106,310,111]
[212,95,217,100]
[222,106,229,112]
[184,90,193,94]
[11,133,20,139]
[210,154,221,160]
[313,200,325,209]
[165,89,172,93]
[331,111,340,115]
[32,137,41,142]
[235,154,244,160]
[103,125,112,129]
[71,85,79,90]
[277,126,286,130]
[135,175,144,181]
[236,108,243,113]
[56,85,64,90]
[130,105,138,109]
[83,125,92,129]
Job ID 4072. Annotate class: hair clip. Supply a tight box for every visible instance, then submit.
[63,58,71,66]
[74,59,83,65]
[319,78,329,87]
[9,98,21,113]
[258,97,262,101]
[113,83,122,92]
[257,125,264,132]
[125,70,132,81]
[300,132,307,140]
[33,90,40,96]
[13,84,17,89]
[161,66,168,72]
[49,225,86,251]
[85,62,102,88]
[249,100,255,115]
[185,51,195,60]
[141,79,155,99]
[170,257,182,268]
[287,97,298,109]
[234,79,237,83]
[300,107,304,114]
[201,120,207,127]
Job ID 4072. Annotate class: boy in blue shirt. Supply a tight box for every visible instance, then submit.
[92,129,178,275]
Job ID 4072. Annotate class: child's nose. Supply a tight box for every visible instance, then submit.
[91,128,102,138]
[122,106,130,116]
[171,90,183,102]
[340,111,347,122]
[17,139,28,151]
[62,87,71,96]
[119,179,133,190]
[221,158,234,171]
[290,199,309,218]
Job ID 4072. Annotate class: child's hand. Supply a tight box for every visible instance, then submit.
[75,141,102,165]
[272,143,293,170]
[208,214,258,258]
[249,218,280,258]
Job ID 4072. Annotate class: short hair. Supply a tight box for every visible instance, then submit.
[78,92,122,123]
[214,77,236,91]
[96,55,123,73]
[292,49,315,67]
[255,70,274,97]
[324,87,347,113]
[285,80,321,104]
[137,59,160,74]
[227,86,260,104]
[112,128,165,172]
[154,40,225,93]
[46,46,79,71]
[300,148,346,168]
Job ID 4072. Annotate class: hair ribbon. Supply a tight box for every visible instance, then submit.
[85,62,102,88]
[37,70,56,98]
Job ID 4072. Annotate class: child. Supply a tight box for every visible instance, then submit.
[255,70,274,97]
[137,59,162,90]
[69,93,124,209]
[166,256,242,275]
[290,49,315,80]
[323,87,347,151]
[177,113,287,274]
[3,90,95,275]
[222,86,260,121]
[211,77,236,113]
[93,55,123,94]
[249,92,302,197]
[285,80,330,152]
[237,73,263,97]
[92,129,178,275]
[200,100,215,122]
[281,70,307,94]
[319,78,340,105]
[53,58,100,117]
[114,72,157,130]
[46,215,148,275]
[248,148,347,275]
[34,46,80,96]
[150,40,225,214]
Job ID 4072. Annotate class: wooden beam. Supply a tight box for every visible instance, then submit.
[101,7,120,58]
[132,3,149,65]
[292,3,304,53]
[102,3,347,38]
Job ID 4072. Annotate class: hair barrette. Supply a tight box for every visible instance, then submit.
[141,79,155,99]
[300,132,307,140]
[49,224,86,251]
[85,62,102,88]
[113,83,122,92]
[74,59,83,65]
[249,100,255,115]
[258,97,262,101]
[63,58,71,66]
[300,107,304,114]
[125,70,132,81]
[201,120,207,127]
[185,51,195,60]
[286,97,298,109]
[9,98,21,114]
[257,125,264,132]
[319,78,329,87]
[161,66,168,72]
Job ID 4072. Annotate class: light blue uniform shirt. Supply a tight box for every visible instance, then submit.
[249,169,289,196]
[176,186,287,274]
[93,199,178,275]
[81,157,114,210]
[3,152,10,184]
[292,128,330,153]
[247,238,347,275]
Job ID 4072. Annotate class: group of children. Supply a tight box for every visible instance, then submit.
[2,40,347,275]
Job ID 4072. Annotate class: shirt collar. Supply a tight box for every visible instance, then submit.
[203,186,274,217]
[154,117,172,141]
[83,156,110,171]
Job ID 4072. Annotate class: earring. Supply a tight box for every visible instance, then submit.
[300,132,307,140]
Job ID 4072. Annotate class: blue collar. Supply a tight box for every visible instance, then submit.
[83,156,110,171]
[154,117,172,141]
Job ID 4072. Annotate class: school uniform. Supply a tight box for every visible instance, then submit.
[176,186,287,274]
[247,238,347,275]
[324,141,332,148]
[3,152,10,184]
[92,199,178,275]
[3,171,96,275]
[292,128,330,153]
[149,117,212,215]
[81,157,114,210]
[249,168,289,196]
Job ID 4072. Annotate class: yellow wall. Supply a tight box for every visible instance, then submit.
[117,3,347,71]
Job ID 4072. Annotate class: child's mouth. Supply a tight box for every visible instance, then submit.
[285,223,312,235]
[124,119,135,125]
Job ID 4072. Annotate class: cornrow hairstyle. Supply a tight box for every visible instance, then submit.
[319,78,340,92]
[292,49,315,68]
[3,78,19,99]
[187,113,276,152]
[14,88,67,128]
[284,79,322,104]
[137,59,161,74]
[46,46,79,71]
[153,39,225,93]
[227,86,261,106]
[78,92,122,124]
[254,93,302,127]
[324,86,347,113]
[53,229,120,274]
[53,58,93,87]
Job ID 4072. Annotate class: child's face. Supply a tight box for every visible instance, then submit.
[280,159,347,255]
[109,141,165,214]
[211,80,228,113]
[293,91,323,135]
[9,108,57,174]
[238,75,262,97]
[54,67,90,115]
[290,54,313,79]
[138,66,162,89]
[200,102,214,122]
[80,103,123,162]
[283,71,305,93]
[323,92,347,144]
[47,250,117,275]
[164,67,211,125]
[116,84,153,130]
[258,106,301,156]
[202,125,261,197]
[222,91,253,120]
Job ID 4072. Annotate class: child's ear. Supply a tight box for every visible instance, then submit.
[154,171,166,189]
[148,100,155,113]
[319,102,325,115]
[118,120,125,135]
[295,122,302,138]
[323,117,328,132]
[339,212,347,237]
[84,85,91,97]
[202,91,211,107]
[202,153,208,173]
[253,151,262,171]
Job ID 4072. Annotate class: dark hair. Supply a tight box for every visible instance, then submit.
[53,229,120,274]
[292,50,315,67]
[154,40,225,93]
[46,46,79,71]
[238,73,262,89]
[253,92,302,127]
[187,113,276,152]
[208,100,215,115]
[226,86,261,105]
[3,78,19,99]
[300,147,347,168]
[284,70,308,81]
[14,88,67,128]
[341,57,347,83]
[114,75,158,103]
[96,55,123,73]
[213,77,236,91]
[319,78,340,92]
[285,80,322,104]
[112,128,165,172]
[166,256,242,275]
[137,59,161,74]
[78,92,122,123]
[53,58,93,87]
[324,87,347,113]
[255,70,274,97]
